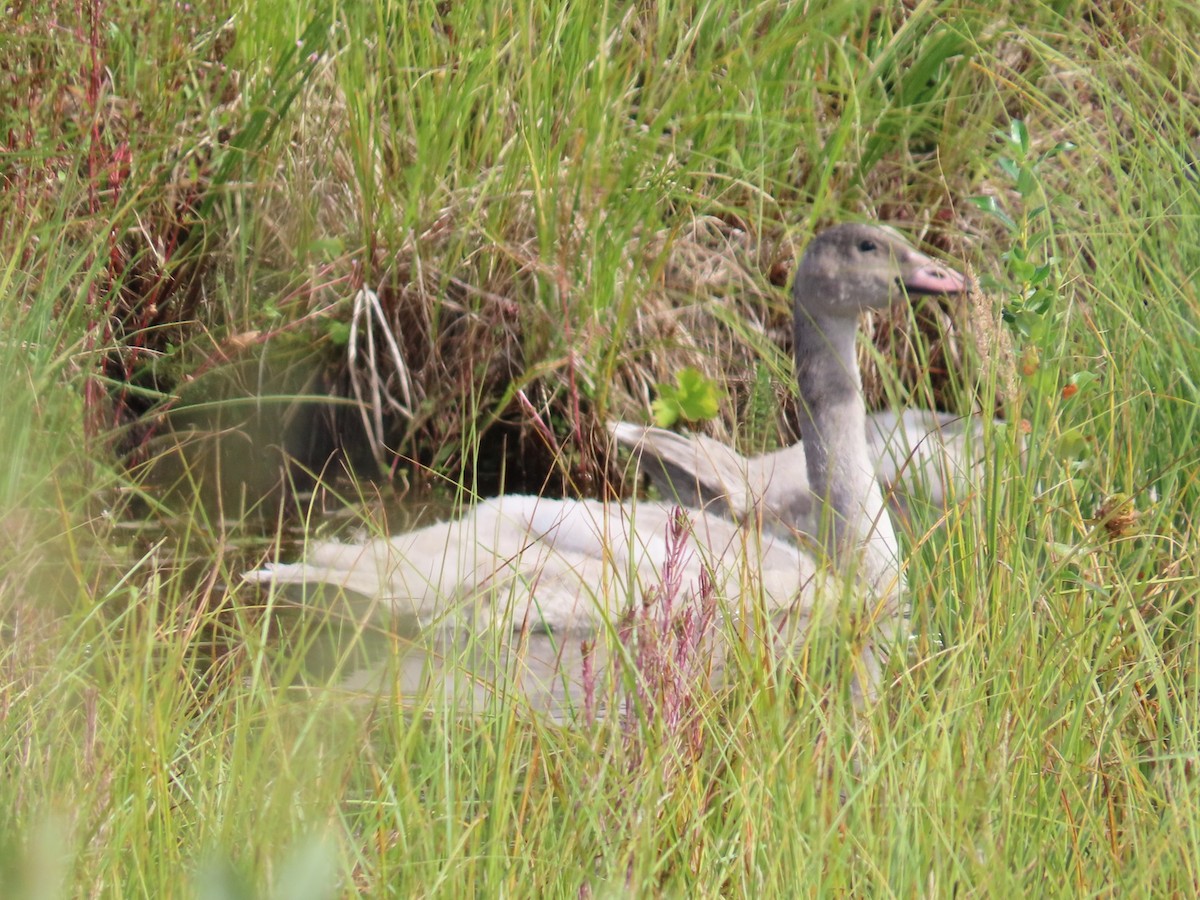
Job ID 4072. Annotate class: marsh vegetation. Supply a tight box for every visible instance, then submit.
[2,0,1199,894]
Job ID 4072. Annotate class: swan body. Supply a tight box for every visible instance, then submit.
[254,495,821,632]
[255,496,846,714]
[245,223,966,713]
[609,408,987,534]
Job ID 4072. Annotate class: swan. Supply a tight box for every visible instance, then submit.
[608,408,987,535]
[243,224,966,714]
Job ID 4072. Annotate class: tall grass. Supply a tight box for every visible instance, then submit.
[2,0,1199,894]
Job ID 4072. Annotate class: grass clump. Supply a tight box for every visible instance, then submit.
[3,0,1200,894]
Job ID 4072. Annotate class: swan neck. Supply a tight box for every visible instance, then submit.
[794,312,864,507]
[794,310,900,595]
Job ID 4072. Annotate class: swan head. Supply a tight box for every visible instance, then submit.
[793,223,966,319]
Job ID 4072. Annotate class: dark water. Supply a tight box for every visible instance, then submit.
[115,348,680,722]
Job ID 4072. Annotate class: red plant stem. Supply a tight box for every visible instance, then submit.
[554,264,589,484]
[80,0,111,441]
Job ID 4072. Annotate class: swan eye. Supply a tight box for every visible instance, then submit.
[858,239,877,253]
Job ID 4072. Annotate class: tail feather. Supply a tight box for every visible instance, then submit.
[243,561,384,601]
